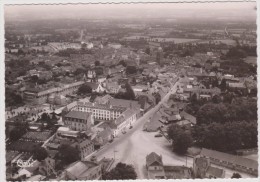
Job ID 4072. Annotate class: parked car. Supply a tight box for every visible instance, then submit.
[129,125,133,129]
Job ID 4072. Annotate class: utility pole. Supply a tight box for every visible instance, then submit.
[113,148,118,161]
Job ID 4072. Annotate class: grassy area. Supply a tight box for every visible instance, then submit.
[244,56,257,65]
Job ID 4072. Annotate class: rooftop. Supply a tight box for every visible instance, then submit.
[21,131,53,142]
[207,166,225,178]
[146,152,163,167]
[201,148,258,170]
[65,111,91,120]
[65,161,100,179]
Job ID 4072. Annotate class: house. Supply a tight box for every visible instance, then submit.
[74,101,127,121]
[63,111,93,131]
[113,108,138,136]
[146,152,192,179]
[104,81,121,94]
[200,148,258,176]
[95,95,113,104]
[164,166,192,179]
[149,42,161,51]
[23,81,84,104]
[138,95,154,113]
[38,153,57,177]
[132,85,149,96]
[107,98,141,113]
[193,156,225,178]
[85,82,104,93]
[143,113,163,132]
[146,152,165,179]
[26,175,46,181]
[14,160,41,180]
[228,82,246,90]
[93,124,113,146]
[56,126,80,138]
[108,43,122,49]
[79,139,95,160]
[64,160,102,180]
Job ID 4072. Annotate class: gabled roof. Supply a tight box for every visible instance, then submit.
[98,128,113,139]
[65,111,91,120]
[108,98,140,110]
[201,148,258,170]
[66,161,100,179]
[146,152,163,167]
[206,166,225,178]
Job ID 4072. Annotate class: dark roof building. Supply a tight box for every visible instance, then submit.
[65,111,91,121]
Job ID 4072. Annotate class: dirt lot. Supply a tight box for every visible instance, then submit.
[98,126,193,179]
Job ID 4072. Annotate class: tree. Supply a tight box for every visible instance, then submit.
[58,144,80,165]
[167,124,183,141]
[145,47,150,55]
[154,92,161,104]
[119,60,127,67]
[212,95,221,104]
[5,87,24,107]
[77,84,92,95]
[196,103,228,125]
[192,121,257,152]
[226,47,247,58]
[115,82,135,100]
[173,132,193,154]
[41,113,50,122]
[167,124,193,154]
[74,68,86,76]
[190,93,198,104]
[9,121,28,141]
[9,128,24,141]
[126,66,137,75]
[30,75,39,83]
[95,60,100,66]
[231,173,242,178]
[103,163,137,180]
[125,82,135,100]
[219,79,227,91]
[33,147,48,161]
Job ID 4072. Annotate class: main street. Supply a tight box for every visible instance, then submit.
[86,77,186,178]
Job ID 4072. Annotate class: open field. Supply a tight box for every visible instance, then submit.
[244,56,257,65]
[198,39,236,45]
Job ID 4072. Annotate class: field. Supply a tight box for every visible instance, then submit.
[198,39,236,46]
[152,38,199,44]
[244,56,257,65]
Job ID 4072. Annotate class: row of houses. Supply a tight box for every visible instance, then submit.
[23,81,85,104]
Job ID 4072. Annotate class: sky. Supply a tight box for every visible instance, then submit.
[4,1,257,21]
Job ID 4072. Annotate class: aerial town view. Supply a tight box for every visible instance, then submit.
[4,1,258,181]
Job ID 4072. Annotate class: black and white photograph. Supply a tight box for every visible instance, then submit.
[2,0,258,181]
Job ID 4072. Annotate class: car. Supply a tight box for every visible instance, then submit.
[129,126,133,129]
[155,134,163,137]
